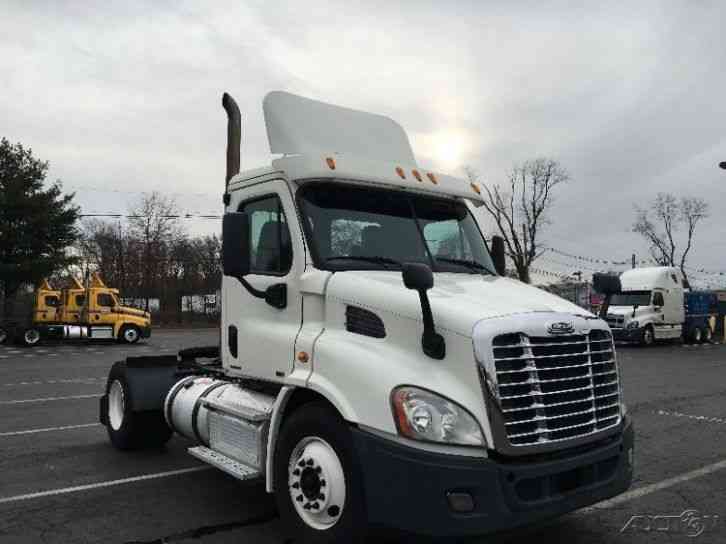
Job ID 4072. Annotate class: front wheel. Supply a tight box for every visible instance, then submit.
[274,402,368,544]
[104,361,172,450]
[22,328,41,347]
[641,325,655,347]
[118,325,141,344]
[702,327,713,344]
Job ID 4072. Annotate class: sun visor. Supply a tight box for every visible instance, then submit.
[263,91,416,165]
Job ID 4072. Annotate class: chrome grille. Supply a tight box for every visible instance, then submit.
[605,314,624,329]
[491,329,620,446]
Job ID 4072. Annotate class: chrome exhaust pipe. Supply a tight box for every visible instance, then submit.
[222,92,241,204]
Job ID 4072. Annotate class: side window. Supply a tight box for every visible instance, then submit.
[75,294,85,306]
[653,292,664,306]
[239,195,292,275]
[45,295,59,307]
[424,220,473,260]
[97,293,115,307]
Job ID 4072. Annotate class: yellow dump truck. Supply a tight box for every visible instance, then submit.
[0,273,151,346]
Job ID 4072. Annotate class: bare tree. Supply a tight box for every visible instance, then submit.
[127,192,181,311]
[633,193,709,279]
[467,158,569,283]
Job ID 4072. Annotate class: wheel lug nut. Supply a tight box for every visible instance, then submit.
[320,479,326,487]
[328,505,340,517]
[292,482,300,489]
[293,469,300,476]
[306,459,314,466]
[311,502,320,510]
[315,466,322,473]
[296,495,303,502]
[298,460,306,468]
[318,494,325,500]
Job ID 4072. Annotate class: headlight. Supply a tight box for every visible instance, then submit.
[626,320,639,330]
[391,386,485,446]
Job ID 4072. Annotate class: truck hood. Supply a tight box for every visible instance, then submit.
[118,306,149,318]
[608,306,650,318]
[326,271,592,337]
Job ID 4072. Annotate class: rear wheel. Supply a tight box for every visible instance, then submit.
[702,327,712,344]
[691,327,703,344]
[118,325,141,344]
[22,328,41,347]
[274,402,367,544]
[104,361,172,450]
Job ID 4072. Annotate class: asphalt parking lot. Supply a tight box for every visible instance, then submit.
[1,330,725,543]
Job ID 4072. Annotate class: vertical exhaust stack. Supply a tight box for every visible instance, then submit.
[222,92,241,205]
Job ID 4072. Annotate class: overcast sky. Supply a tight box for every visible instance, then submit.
[3,0,725,285]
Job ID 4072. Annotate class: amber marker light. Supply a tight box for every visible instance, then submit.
[412,169,422,182]
[297,351,310,363]
[470,183,481,194]
[427,172,438,184]
[326,157,336,170]
[395,166,406,179]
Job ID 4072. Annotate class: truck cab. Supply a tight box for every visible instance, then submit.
[99,91,633,542]
[605,267,686,345]
[33,279,61,324]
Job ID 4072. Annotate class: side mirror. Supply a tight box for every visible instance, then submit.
[402,262,433,291]
[491,236,506,276]
[402,263,445,360]
[222,212,251,279]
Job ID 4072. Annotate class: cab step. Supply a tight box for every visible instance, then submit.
[187,446,261,481]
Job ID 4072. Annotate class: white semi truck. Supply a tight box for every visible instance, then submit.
[604,266,718,345]
[99,91,633,542]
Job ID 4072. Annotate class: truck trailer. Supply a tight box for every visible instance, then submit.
[604,266,718,345]
[0,273,151,346]
[98,91,633,542]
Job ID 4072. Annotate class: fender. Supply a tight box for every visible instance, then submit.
[99,356,191,425]
[265,385,296,493]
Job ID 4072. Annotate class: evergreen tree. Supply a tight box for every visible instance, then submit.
[0,138,79,316]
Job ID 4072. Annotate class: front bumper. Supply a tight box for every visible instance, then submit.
[611,327,641,342]
[352,417,634,537]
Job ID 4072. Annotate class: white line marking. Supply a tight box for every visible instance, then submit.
[0,466,211,505]
[0,423,100,436]
[0,394,99,404]
[581,458,726,512]
[656,409,726,425]
[0,377,104,387]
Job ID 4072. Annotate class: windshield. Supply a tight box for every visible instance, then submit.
[298,183,496,274]
[611,290,652,307]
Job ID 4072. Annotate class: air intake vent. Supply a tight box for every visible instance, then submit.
[345,306,385,338]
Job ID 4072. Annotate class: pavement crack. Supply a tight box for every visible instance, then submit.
[123,511,277,543]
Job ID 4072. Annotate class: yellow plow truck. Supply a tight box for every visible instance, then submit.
[0,273,151,346]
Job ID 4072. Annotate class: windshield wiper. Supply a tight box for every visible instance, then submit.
[324,255,402,269]
[435,257,495,275]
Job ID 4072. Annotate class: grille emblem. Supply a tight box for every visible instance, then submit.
[547,321,575,335]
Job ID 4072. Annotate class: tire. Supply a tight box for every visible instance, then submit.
[104,361,173,450]
[274,402,368,544]
[702,327,712,344]
[690,327,702,344]
[22,328,41,347]
[641,325,655,347]
[0,327,7,345]
[118,325,141,345]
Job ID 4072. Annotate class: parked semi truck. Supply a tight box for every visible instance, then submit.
[604,266,719,345]
[0,273,151,346]
[98,91,633,542]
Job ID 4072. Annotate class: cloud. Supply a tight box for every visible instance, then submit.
[1,0,724,279]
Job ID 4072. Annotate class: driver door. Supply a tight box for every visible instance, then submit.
[222,180,304,381]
